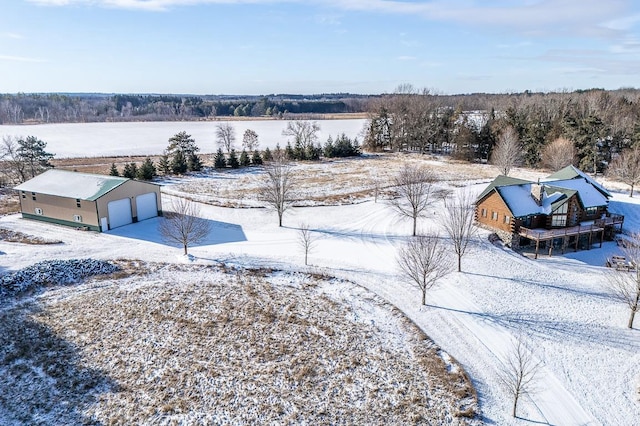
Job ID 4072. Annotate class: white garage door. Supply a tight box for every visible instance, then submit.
[107,198,133,229]
[136,192,158,222]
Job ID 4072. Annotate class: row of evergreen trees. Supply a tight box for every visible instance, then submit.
[283,133,361,161]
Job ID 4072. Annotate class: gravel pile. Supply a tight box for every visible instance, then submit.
[0,259,119,297]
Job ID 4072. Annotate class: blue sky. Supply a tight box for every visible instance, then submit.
[1,0,639,95]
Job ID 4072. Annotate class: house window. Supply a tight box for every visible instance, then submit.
[73,214,82,223]
[32,192,36,201]
[551,202,568,227]
[76,198,81,208]
[492,211,498,221]
[504,215,511,224]
[481,208,487,218]
[585,207,597,216]
[34,208,43,215]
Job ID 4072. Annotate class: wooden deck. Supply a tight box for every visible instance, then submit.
[516,214,625,259]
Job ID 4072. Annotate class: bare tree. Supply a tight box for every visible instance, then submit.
[491,126,521,176]
[261,152,295,227]
[242,129,259,151]
[159,197,212,256]
[282,120,320,152]
[397,234,452,305]
[607,146,640,197]
[498,335,542,418]
[441,189,477,272]
[0,136,25,183]
[391,165,437,236]
[298,223,317,266]
[606,232,640,328]
[216,122,236,153]
[542,137,575,171]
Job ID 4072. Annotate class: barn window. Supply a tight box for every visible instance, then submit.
[34,208,43,215]
[481,208,487,218]
[21,191,25,199]
[503,215,511,224]
[31,192,36,201]
[76,198,81,208]
[492,211,498,220]
[73,214,82,223]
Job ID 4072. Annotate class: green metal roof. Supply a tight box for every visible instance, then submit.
[547,165,611,198]
[14,169,130,201]
[476,175,533,202]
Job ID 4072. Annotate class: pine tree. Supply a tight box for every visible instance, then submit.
[123,162,138,179]
[323,135,335,158]
[285,141,296,160]
[263,147,273,162]
[188,153,203,172]
[109,163,119,176]
[239,149,250,167]
[251,149,263,165]
[228,149,240,169]
[158,154,171,175]
[214,147,227,169]
[171,151,188,174]
[137,157,156,180]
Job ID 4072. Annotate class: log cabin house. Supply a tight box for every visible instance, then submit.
[475,166,624,258]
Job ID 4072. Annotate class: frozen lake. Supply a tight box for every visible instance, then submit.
[0,119,368,158]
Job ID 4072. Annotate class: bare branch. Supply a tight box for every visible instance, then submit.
[216,122,236,153]
[159,198,211,255]
[542,137,575,171]
[491,126,521,176]
[606,231,640,328]
[607,146,640,197]
[298,223,317,266]
[441,189,477,272]
[497,334,542,417]
[260,152,295,227]
[397,233,452,305]
[391,165,437,236]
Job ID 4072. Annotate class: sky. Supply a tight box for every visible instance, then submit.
[1,0,640,95]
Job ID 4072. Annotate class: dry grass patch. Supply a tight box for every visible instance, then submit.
[0,265,478,424]
[0,228,62,245]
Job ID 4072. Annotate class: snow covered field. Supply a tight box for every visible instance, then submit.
[1,151,639,424]
[0,119,367,158]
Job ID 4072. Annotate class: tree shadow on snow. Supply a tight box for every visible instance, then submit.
[426,303,640,353]
[106,216,247,248]
[0,303,118,425]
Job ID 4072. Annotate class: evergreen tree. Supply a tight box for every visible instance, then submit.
[188,153,203,171]
[158,154,171,175]
[16,135,54,180]
[239,149,250,167]
[263,147,273,162]
[123,162,138,179]
[171,150,188,174]
[214,147,227,169]
[285,141,296,160]
[137,157,156,180]
[109,163,119,176]
[228,149,240,169]
[323,135,335,158]
[251,149,263,165]
[305,144,321,161]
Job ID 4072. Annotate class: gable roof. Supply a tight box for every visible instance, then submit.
[476,175,532,202]
[547,165,611,198]
[543,178,608,208]
[14,169,130,201]
[496,183,574,217]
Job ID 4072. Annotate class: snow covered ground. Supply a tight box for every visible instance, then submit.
[1,154,639,424]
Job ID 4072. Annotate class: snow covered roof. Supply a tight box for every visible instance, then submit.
[476,175,532,201]
[497,184,572,217]
[542,178,609,208]
[14,169,129,201]
[547,165,611,198]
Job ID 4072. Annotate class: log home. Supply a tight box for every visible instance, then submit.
[475,166,623,257]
